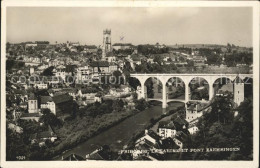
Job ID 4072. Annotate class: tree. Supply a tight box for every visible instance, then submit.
[112,70,124,88]
[42,66,54,76]
[187,60,194,67]
[40,109,61,127]
[65,64,77,74]
[146,79,154,98]
[153,55,163,65]
[128,77,141,90]
[6,60,15,71]
[134,98,148,111]
[113,99,125,112]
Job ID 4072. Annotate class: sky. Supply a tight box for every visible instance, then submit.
[6,7,253,47]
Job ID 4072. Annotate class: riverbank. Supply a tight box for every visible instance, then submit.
[126,104,185,149]
[50,102,184,160]
[51,108,141,159]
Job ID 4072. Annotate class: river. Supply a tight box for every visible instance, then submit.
[58,102,184,159]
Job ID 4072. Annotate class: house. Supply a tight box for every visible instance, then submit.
[66,41,80,47]
[40,96,56,115]
[109,62,118,73]
[188,123,199,135]
[160,137,179,149]
[76,66,92,84]
[112,43,133,50]
[158,120,176,139]
[62,88,78,99]
[185,102,209,123]
[35,83,48,89]
[37,64,49,71]
[172,115,189,130]
[163,56,169,62]
[52,93,73,117]
[132,57,142,65]
[90,61,110,75]
[20,112,41,122]
[116,54,128,60]
[53,68,71,81]
[105,52,116,62]
[12,109,22,121]
[84,45,98,54]
[78,90,101,104]
[17,100,27,108]
[147,58,154,63]
[135,130,161,149]
[23,56,42,66]
[48,59,59,67]
[175,131,189,145]
[185,103,199,122]
[30,125,58,146]
[70,46,78,52]
[8,123,23,133]
[121,85,131,93]
[86,145,112,160]
[36,41,50,48]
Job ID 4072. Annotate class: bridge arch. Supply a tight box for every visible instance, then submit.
[128,77,141,90]
[188,77,209,101]
[213,77,233,96]
[144,77,163,99]
[243,77,253,98]
[166,77,185,101]
[147,99,163,104]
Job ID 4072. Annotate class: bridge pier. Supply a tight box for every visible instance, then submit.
[140,81,146,99]
[185,83,190,103]
[209,82,214,100]
[162,83,167,109]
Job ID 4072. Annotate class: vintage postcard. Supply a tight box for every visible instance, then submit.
[1,1,259,168]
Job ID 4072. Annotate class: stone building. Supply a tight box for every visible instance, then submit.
[102,29,112,60]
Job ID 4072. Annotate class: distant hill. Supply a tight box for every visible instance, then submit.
[167,44,226,49]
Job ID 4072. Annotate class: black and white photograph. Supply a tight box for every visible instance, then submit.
[1,1,259,168]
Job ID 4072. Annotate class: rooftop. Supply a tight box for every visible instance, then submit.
[173,116,188,126]
[112,43,133,46]
[40,96,53,104]
[90,61,109,67]
[20,113,40,118]
[158,120,176,129]
[53,93,73,104]
[28,93,37,100]
[147,130,161,141]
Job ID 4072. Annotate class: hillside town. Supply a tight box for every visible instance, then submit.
[6,29,253,161]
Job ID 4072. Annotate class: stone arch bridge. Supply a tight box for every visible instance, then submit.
[130,73,253,109]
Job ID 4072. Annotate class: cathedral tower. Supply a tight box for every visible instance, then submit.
[102,29,112,59]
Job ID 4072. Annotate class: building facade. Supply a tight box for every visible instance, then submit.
[28,94,38,113]
[234,77,244,106]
